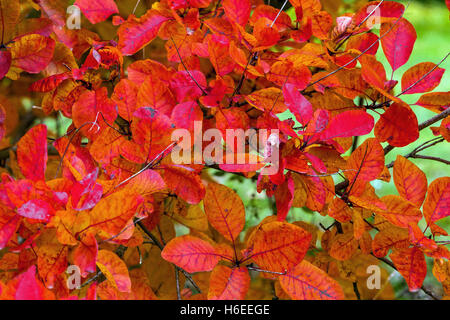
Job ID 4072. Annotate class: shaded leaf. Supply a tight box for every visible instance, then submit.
[279,260,345,300]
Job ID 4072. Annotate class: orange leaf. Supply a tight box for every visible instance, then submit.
[118,9,172,56]
[372,227,409,258]
[415,92,450,113]
[378,195,422,228]
[329,232,358,261]
[375,102,419,147]
[279,260,345,300]
[10,34,55,74]
[96,250,131,293]
[161,235,221,273]
[89,189,143,236]
[208,266,250,300]
[423,177,450,226]
[401,62,445,94]
[345,137,384,184]
[393,155,427,207]
[390,247,427,292]
[204,182,245,241]
[246,221,311,273]
[245,88,287,114]
[159,165,205,204]
[17,124,47,181]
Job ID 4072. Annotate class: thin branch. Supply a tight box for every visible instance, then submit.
[137,221,202,293]
[409,154,450,165]
[353,282,361,300]
[170,37,207,96]
[386,137,444,168]
[112,141,177,191]
[247,266,287,275]
[175,267,182,300]
[397,52,450,97]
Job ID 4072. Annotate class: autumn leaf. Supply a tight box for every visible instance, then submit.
[208,266,250,300]
[375,102,419,147]
[97,250,131,293]
[391,247,427,292]
[378,195,422,228]
[204,182,245,241]
[245,221,312,273]
[423,177,450,226]
[9,35,55,74]
[89,189,144,237]
[17,124,48,181]
[279,260,345,300]
[75,0,119,24]
[401,62,445,94]
[118,9,173,56]
[161,235,221,273]
[380,18,416,72]
[393,155,428,208]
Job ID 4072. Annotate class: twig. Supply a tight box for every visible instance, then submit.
[137,221,202,293]
[397,52,450,96]
[170,37,207,96]
[175,267,182,300]
[353,282,361,300]
[409,154,450,165]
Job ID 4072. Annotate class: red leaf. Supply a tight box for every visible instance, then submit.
[208,266,250,300]
[279,260,345,300]
[246,221,311,273]
[72,87,118,140]
[29,73,70,93]
[17,199,54,222]
[393,155,427,208]
[390,247,427,292]
[118,9,172,56]
[423,177,450,226]
[204,182,245,241]
[0,207,20,250]
[223,0,251,26]
[161,235,220,273]
[70,168,103,211]
[380,18,416,72]
[274,174,295,221]
[10,35,55,74]
[0,51,11,80]
[401,62,445,94]
[75,0,119,24]
[375,102,419,147]
[13,266,54,300]
[283,84,313,125]
[159,165,206,204]
[17,124,48,181]
[320,110,374,141]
